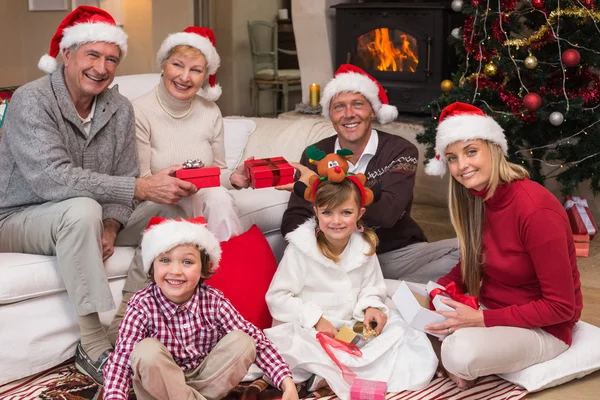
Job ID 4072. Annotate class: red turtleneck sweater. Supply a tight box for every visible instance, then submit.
[438,179,582,345]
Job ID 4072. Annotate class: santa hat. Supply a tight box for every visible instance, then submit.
[156,26,222,101]
[320,64,398,124]
[141,216,222,273]
[425,102,508,177]
[38,6,128,74]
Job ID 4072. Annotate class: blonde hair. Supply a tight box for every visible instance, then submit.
[161,45,205,68]
[449,141,529,297]
[314,179,379,262]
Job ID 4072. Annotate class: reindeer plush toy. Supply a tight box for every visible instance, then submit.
[298,146,375,207]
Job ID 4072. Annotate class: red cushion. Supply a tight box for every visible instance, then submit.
[207,225,276,329]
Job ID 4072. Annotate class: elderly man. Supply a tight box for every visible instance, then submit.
[282,64,459,283]
[0,7,195,383]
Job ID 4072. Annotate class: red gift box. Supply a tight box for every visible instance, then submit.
[564,196,598,239]
[176,166,221,189]
[573,234,590,258]
[350,378,387,400]
[244,157,294,189]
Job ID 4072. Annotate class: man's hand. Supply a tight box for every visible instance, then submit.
[275,162,318,192]
[134,165,197,205]
[364,307,388,335]
[230,157,254,189]
[102,219,121,262]
[280,377,299,400]
[314,316,338,337]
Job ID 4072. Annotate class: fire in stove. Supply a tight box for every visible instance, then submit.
[356,28,419,73]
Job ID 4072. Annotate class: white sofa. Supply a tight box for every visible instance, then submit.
[0,74,448,385]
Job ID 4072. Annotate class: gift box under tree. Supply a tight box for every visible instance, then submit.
[244,157,294,189]
[564,196,598,240]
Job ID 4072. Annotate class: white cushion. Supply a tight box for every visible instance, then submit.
[499,321,600,392]
[223,118,256,169]
[111,73,161,101]
[233,187,291,235]
[0,247,134,304]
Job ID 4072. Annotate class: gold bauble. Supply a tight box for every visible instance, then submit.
[524,55,538,69]
[484,62,498,76]
[440,79,454,93]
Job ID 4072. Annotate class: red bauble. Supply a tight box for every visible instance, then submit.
[523,93,542,111]
[562,49,581,67]
[581,0,595,10]
[532,0,545,9]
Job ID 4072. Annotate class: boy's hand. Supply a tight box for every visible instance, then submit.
[314,316,338,337]
[364,307,387,334]
[281,377,299,400]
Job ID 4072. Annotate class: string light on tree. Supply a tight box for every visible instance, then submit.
[484,62,498,76]
[524,55,538,69]
[562,49,581,67]
[523,93,542,111]
[440,79,454,93]
[451,0,464,13]
[549,111,565,126]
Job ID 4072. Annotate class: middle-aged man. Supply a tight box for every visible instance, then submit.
[282,64,459,283]
[0,7,194,384]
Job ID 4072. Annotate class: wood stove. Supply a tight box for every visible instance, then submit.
[333,1,461,114]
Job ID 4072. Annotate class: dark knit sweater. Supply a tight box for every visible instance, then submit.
[438,179,582,345]
[281,130,427,254]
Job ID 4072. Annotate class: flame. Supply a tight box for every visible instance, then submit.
[358,28,418,72]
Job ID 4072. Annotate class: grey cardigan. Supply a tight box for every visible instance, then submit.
[0,68,138,224]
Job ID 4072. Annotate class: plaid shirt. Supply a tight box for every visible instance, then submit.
[103,283,292,400]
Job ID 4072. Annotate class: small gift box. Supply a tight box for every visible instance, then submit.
[244,157,294,189]
[350,378,387,400]
[176,159,220,189]
[574,234,590,258]
[564,196,597,239]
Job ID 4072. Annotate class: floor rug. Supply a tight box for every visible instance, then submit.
[0,362,528,400]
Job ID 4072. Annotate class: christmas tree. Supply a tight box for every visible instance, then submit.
[417,0,600,195]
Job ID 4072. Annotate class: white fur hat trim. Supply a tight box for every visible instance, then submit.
[156,32,220,75]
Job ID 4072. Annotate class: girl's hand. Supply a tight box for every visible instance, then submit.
[424,298,485,336]
[314,316,338,337]
[230,157,254,189]
[275,162,318,191]
[364,307,387,334]
[281,377,299,400]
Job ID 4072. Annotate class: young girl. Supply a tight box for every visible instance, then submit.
[103,217,298,400]
[423,102,582,389]
[265,168,438,399]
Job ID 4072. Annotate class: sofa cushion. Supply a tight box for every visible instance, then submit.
[207,225,277,329]
[232,187,291,235]
[111,73,161,101]
[223,118,256,170]
[0,247,134,304]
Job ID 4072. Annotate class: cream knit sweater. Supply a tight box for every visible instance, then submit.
[132,80,232,188]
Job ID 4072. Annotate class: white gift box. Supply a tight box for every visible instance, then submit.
[392,281,453,339]
[426,281,455,312]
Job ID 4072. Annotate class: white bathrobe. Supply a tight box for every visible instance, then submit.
[264,220,438,399]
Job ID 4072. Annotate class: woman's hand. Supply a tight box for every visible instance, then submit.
[275,162,318,192]
[314,316,338,337]
[424,298,485,336]
[230,157,254,189]
[364,307,387,334]
[281,377,299,400]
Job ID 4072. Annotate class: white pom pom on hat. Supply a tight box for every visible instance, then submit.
[425,102,508,177]
[38,6,128,74]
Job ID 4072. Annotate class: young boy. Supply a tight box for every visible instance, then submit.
[103,217,298,400]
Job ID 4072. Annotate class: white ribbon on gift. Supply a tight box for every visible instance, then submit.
[564,196,597,236]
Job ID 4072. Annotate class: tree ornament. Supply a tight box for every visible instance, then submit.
[440,80,454,93]
[562,49,581,67]
[581,0,595,10]
[451,0,464,12]
[484,62,498,76]
[549,111,564,126]
[523,93,542,111]
[532,0,545,9]
[524,55,538,69]
[451,28,462,39]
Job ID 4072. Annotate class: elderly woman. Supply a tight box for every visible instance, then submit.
[423,102,582,389]
[133,26,248,241]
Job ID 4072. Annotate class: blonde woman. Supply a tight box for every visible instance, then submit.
[423,102,582,389]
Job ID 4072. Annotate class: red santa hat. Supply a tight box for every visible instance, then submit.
[38,6,128,74]
[156,26,222,102]
[425,102,508,177]
[141,216,222,273]
[320,64,398,124]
